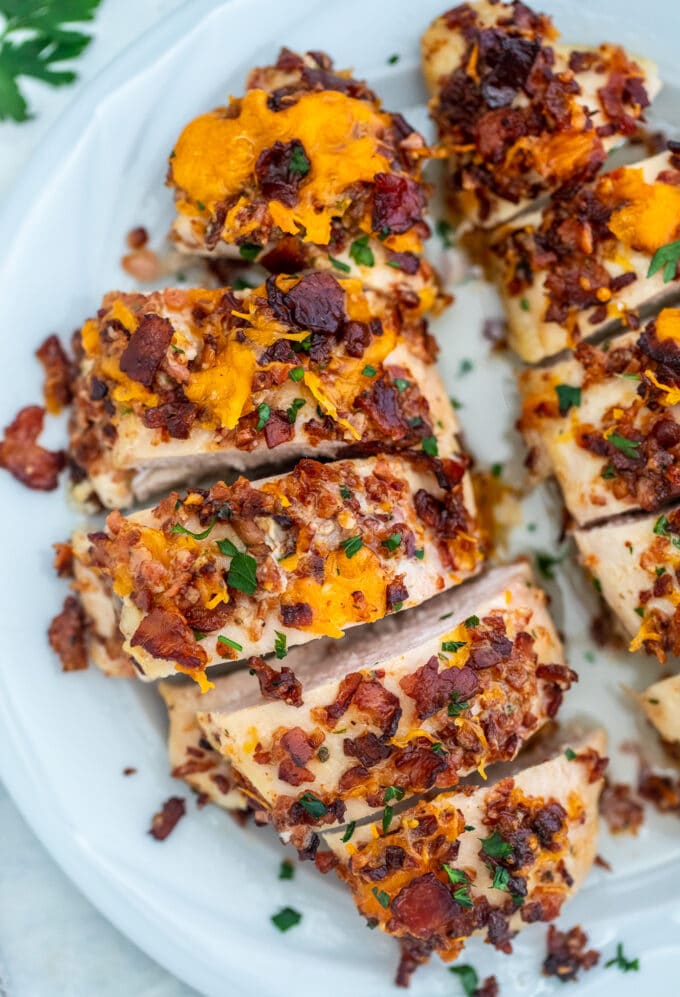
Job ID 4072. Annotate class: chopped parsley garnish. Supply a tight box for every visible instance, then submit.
[593,577,602,594]
[491,865,510,892]
[387,53,400,65]
[601,464,617,479]
[609,433,641,459]
[450,395,462,410]
[465,615,479,628]
[216,537,238,557]
[227,551,258,595]
[171,516,216,541]
[555,383,581,415]
[535,548,567,580]
[329,255,351,273]
[287,398,306,423]
[464,825,475,832]
[298,792,327,820]
[415,548,424,559]
[449,964,479,996]
[481,830,513,859]
[271,907,301,932]
[458,358,474,376]
[565,747,577,761]
[233,277,255,291]
[394,377,411,392]
[341,535,363,558]
[653,513,680,549]
[634,606,645,617]
[349,234,375,267]
[192,630,207,641]
[217,636,242,652]
[431,742,447,755]
[339,485,351,500]
[386,258,404,269]
[392,601,403,612]
[239,242,261,261]
[256,403,271,430]
[448,692,469,717]
[421,435,438,457]
[278,859,294,880]
[372,887,390,908]
[289,144,310,176]
[382,805,394,833]
[519,297,530,311]
[435,218,453,248]
[274,631,287,659]
[341,821,356,843]
[490,462,503,478]
[442,640,466,653]
[384,785,405,804]
[443,864,467,885]
[362,364,377,377]
[196,200,206,211]
[647,238,680,283]
[605,942,640,972]
[288,366,305,382]
[316,745,329,762]
[453,885,473,909]
[382,532,402,552]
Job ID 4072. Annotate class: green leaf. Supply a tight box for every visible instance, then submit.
[490,462,503,478]
[216,537,239,558]
[447,693,469,717]
[239,242,261,261]
[349,234,375,267]
[435,218,453,248]
[227,551,258,595]
[256,403,271,431]
[381,532,402,552]
[453,884,473,909]
[339,485,351,500]
[278,859,294,880]
[271,907,301,932]
[341,535,363,559]
[442,640,466,653]
[171,516,216,541]
[274,631,287,659]
[341,821,356,843]
[555,383,581,415]
[329,255,351,273]
[362,364,376,377]
[217,636,242,653]
[371,887,390,908]
[565,747,576,761]
[289,143,310,176]
[535,548,567,580]
[382,805,394,834]
[481,830,513,859]
[298,792,327,819]
[647,239,680,283]
[287,398,305,423]
[449,964,479,997]
[421,435,438,457]
[605,942,639,972]
[442,864,467,885]
[491,865,510,891]
[394,378,411,392]
[384,785,405,803]
[653,513,680,549]
[288,366,304,382]
[465,615,479,628]
[609,433,641,459]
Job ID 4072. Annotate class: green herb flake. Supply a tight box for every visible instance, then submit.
[192,630,207,641]
[481,830,513,859]
[362,364,377,377]
[609,433,641,459]
[634,605,645,617]
[316,746,329,762]
[465,615,479,628]
[464,825,475,832]
[491,865,510,892]
[442,640,466,653]
[453,885,473,909]
[653,513,680,549]
[435,218,453,248]
[565,747,577,761]
[450,395,462,410]
[298,792,327,820]
[535,548,567,580]
[387,53,400,65]
[339,485,351,500]
[443,864,468,885]
[274,630,287,660]
[490,462,503,478]
[342,821,356,843]
[431,742,447,755]
[217,636,243,653]
[421,435,439,457]
[601,464,617,479]
[216,537,238,558]
[227,551,258,595]
[593,577,602,594]
[289,144,310,176]
[171,516,216,541]
[341,535,363,559]
[415,548,424,560]
[458,358,474,376]
[329,255,351,273]
[349,234,375,267]
[382,532,402,552]
[647,239,680,284]
[394,377,411,392]
[288,366,305,382]
[392,601,403,613]
[519,297,530,311]
[605,942,640,973]
[555,383,581,415]
[372,887,390,908]
[278,859,294,880]
[196,199,206,211]
[382,805,394,834]
[448,693,469,717]
[271,907,301,932]
[287,397,306,423]
[384,785,405,804]
[256,403,271,431]
[449,964,479,997]
[239,242,261,261]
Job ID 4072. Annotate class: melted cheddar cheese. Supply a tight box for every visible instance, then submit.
[605,169,680,254]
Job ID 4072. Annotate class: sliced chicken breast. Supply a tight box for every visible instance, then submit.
[638,675,680,748]
[198,562,572,851]
[489,152,680,362]
[158,680,248,810]
[324,729,606,971]
[519,310,680,525]
[421,0,660,231]
[74,453,482,685]
[68,275,458,509]
[573,505,680,660]
[167,49,443,310]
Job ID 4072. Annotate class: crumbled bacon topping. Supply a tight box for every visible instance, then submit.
[149,796,186,840]
[36,334,72,414]
[48,596,88,672]
[119,313,174,387]
[248,655,303,706]
[0,405,65,491]
[542,924,600,982]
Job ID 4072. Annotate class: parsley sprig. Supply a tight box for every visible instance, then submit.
[648,239,680,283]
[0,1,101,122]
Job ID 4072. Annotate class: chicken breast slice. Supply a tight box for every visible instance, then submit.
[573,504,680,660]
[197,562,571,851]
[323,729,606,973]
[638,675,680,748]
[488,152,680,362]
[158,680,248,810]
[73,453,481,684]
[421,0,660,231]
[167,49,443,311]
[519,310,680,525]
[69,275,458,509]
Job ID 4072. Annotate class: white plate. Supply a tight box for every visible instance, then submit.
[1,1,679,994]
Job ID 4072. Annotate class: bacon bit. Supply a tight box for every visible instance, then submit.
[123,767,137,776]
[637,763,680,814]
[400,655,479,719]
[391,872,457,938]
[542,924,600,982]
[314,849,338,875]
[255,139,310,207]
[126,226,149,249]
[474,978,499,997]
[599,781,644,835]
[52,541,74,578]
[143,399,198,439]
[248,655,303,707]
[36,334,72,413]
[386,577,409,611]
[372,173,426,234]
[0,405,65,491]
[119,313,174,387]
[395,937,431,988]
[281,602,313,628]
[48,596,88,672]
[130,607,207,671]
[149,796,186,840]
[263,410,294,449]
[121,247,161,283]
[268,272,345,334]
[594,854,612,871]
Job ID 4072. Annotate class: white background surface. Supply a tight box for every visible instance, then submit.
[0,7,196,996]
[0,2,679,996]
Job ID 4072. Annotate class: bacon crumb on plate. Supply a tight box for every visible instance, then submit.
[542,924,600,982]
[149,796,186,840]
[0,405,65,491]
[48,596,88,672]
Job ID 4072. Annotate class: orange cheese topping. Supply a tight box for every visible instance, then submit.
[171,89,397,246]
[605,168,680,254]
[654,308,680,342]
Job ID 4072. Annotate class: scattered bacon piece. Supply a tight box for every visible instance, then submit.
[400,655,479,719]
[395,937,431,988]
[119,313,173,387]
[255,139,310,207]
[638,764,680,814]
[36,334,72,413]
[130,607,207,671]
[126,226,149,249]
[599,781,644,835]
[52,541,74,578]
[149,796,186,840]
[372,173,426,234]
[0,405,65,490]
[391,872,457,938]
[594,854,612,871]
[123,767,137,776]
[542,924,600,982]
[121,247,161,282]
[475,978,499,997]
[248,655,303,706]
[48,595,88,672]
